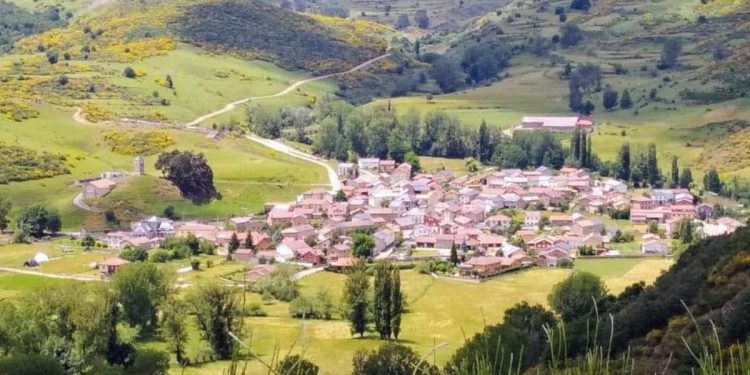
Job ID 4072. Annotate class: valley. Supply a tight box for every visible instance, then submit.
[0,0,749,374]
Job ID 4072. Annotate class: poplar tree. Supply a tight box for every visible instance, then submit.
[390,267,403,341]
[614,143,631,181]
[670,156,679,188]
[374,262,393,339]
[344,262,370,337]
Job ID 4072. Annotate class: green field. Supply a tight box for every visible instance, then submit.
[0,273,67,299]
[90,47,337,124]
[0,239,672,374]
[159,258,669,375]
[0,105,328,230]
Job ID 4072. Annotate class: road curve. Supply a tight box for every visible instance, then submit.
[185,54,391,127]
[73,193,102,213]
[246,135,341,192]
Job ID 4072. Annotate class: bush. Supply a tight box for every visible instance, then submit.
[191,259,200,270]
[251,265,299,301]
[124,66,136,78]
[150,250,172,263]
[288,289,335,320]
[120,247,148,262]
[0,354,65,375]
[242,302,267,317]
[277,354,319,375]
[415,260,456,275]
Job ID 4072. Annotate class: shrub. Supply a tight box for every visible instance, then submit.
[191,259,200,270]
[120,247,148,262]
[150,250,172,263]
[124,66,136,78]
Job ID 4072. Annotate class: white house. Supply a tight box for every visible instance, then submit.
[641,239,669,255]
[358,158,380,170]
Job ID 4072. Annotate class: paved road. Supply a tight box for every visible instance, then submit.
[185,54,391,127]
[0,266,100,281]
[73,193,102,213]
[246,135,341,192]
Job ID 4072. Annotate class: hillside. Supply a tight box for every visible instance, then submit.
[605,226,750,373]
[174,0,389,74]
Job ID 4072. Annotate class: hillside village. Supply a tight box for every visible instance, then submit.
[96,154,744,280]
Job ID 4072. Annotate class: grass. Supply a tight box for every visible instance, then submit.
[152,260,668,375]
[0,273,67,299]
[0,105,328,230]
[91,47,337,123]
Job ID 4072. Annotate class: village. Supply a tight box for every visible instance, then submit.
[88,148,744,281]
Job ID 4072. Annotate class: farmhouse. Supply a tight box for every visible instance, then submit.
[83,178,117,199]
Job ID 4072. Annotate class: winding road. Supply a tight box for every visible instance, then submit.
[185,54,391,127]
[184,54,391,191]
[71,54,390,195]
[246,135,341,192]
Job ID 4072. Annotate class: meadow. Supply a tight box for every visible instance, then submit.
[166,258,669,375]
[0,238,672,374]
[0,105,328,230]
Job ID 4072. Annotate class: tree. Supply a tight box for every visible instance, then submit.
[163,205,178,220]
[404,151,421,174]
[395,14,410,29]
[569,80,583,111]
[414,10,429,28]
[46,211,61,235]
[334,190,348,202]
[352,233,375,258]
[161,298,188,365]
[646,143,662,187]
[387,129,410,163]
[165,75,174,89]
[614,143,631,181]
[658,38,683,69]
[703,168,723,193]
[0,354,65,375]
[227,232,240,260]
[570,0,591,11]
[189,284,241,359]
[344,262,370,337]
[47,51,58,65]
[559,23,583,48]
[113,262,171,336]
[491,143,528,169]
[477,121,492,163]
[243,230,255,250]
[277,355,319,375]
[679,167,693,189]
[539,215,551,230]
[0,195,11,232]
[104,208,119,227]
[620,89,633,109]
[390,267,403,341]
[548,271,609,322]
[155,150,217,203]
[602,87,619,110]
[676,218,694,244]
[449,243,459,265]
[16,205,57,238]
[123,66,136,78]
[445,323,529,375]
[353,343,440,375]
[373,262,393,340]
[120,247,149,262]
[431,57,463,93]
[670,156,679,188]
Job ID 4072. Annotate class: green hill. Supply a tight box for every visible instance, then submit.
[173,0,389,74]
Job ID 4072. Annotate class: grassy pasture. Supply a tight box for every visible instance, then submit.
[0,105,327,230]
[150,258,668,375]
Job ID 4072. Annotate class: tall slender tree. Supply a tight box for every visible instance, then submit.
[344,262,370,337]
[646,144,662,187]
[614,143,631,181]
[373,262,393,339]
[670,156,679,188]
[679,167,693,189]
[620,89,633,109]
[390,267,403,341]
[571,129,581,163]
[477,121,492,163]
